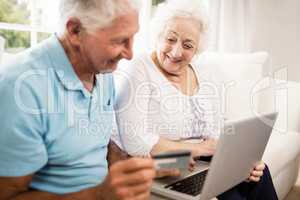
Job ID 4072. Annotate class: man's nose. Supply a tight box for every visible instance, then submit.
[170,43,183,58]
[121,39,134,60]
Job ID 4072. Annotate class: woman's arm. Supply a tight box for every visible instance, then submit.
[113,59,160,156]
[151,137,217,157]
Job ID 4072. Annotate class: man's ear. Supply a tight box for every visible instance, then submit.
[66,18,83,46]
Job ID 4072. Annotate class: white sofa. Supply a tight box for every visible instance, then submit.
[198,52,300,199]
[261,79,300,200]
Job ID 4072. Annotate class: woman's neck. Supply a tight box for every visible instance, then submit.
[151,52,198,96]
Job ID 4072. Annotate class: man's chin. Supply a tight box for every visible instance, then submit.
[97,62,119,74]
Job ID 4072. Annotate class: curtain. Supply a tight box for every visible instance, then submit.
[209,0,253,53]
[133,0,152,55]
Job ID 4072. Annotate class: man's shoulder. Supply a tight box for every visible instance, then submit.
[2,45,51,78]
[0,41,53,86]
[0,42,53,110]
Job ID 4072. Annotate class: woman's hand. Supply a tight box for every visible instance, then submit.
[155,168,181,178]
[188,157,196,172]
[248,161,265,182]
[190,139,218,157]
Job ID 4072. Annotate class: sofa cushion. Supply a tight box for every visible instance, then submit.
[257,79,300,133]
[263,130,300,177]
[197,52,268,82]
[196,52,269,120]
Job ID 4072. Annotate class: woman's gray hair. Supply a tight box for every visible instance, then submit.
[150,0,209,54]
[58,0,141,34]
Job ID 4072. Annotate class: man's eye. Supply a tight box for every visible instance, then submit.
[115,39,127,45]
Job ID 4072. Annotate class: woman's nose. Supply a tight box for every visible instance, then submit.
[170,43,183,58]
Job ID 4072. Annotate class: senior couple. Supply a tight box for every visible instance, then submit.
[0,0,278,200]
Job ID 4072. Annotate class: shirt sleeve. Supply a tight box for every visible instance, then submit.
[0,76,48,177]
[112,60,159,157]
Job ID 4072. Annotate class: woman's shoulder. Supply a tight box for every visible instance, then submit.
[115,53,159,81]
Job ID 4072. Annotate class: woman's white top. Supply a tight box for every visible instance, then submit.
[111,54,221,156]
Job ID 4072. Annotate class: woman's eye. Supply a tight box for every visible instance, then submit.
[167,38,176,42]
[184,44,194,49]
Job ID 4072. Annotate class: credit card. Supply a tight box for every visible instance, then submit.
[152,150,191,170]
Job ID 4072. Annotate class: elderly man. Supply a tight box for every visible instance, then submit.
[0,0,156,200]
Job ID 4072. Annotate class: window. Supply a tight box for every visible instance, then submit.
[0,0,59,53]
[152,0,166,6]
[0,0,210,54]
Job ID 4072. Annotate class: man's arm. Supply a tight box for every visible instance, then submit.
[0,158,156,200]
[0,175,98,200]
[107,140,130,166]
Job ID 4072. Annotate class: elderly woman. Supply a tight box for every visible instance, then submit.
[112,0,278,199]
[113,1,219,159]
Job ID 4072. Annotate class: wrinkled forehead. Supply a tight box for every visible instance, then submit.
[163,17,201,42]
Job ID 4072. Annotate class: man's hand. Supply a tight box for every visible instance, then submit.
[248,161,265,182]
[107,140,129,166]
[99,157,156,200]
[0,158,155,200]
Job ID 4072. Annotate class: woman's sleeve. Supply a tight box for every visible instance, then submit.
[111,61,159,157]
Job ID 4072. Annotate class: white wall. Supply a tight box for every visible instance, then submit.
[249,0,300,82]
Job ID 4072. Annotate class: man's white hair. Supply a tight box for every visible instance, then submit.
[150,0,209,54]
[58,0,141,34]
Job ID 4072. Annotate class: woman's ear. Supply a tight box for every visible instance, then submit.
[65,17,83,46]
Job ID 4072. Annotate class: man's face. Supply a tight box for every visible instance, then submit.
[79,10,139,74]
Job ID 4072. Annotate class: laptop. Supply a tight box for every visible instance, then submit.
[151,112,278,200]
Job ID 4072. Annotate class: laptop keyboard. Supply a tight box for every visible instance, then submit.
[165,170,208,196]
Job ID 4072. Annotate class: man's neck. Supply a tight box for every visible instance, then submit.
[58,35,95,93]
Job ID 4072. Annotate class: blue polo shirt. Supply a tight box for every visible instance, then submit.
[0,35,115,194]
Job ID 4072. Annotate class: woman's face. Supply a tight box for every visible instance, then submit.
[156,17,200,75]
